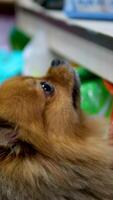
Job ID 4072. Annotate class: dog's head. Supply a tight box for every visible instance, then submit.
[0,60,106,161]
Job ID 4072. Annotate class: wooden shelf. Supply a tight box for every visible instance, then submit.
[16,0,113,83]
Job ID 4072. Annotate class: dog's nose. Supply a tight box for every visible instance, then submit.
[50,59,80,85]
[51,59,66,67]
[50,59,75,75]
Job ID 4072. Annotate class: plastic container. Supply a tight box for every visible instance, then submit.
[64,0,113,20]
[0,50,23,84]
[34,0,63,9]
[23,31,54,77]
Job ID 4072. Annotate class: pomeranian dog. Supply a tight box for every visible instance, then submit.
[0,60,113,200]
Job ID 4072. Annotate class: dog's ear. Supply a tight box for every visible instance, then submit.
[0,118,18,148]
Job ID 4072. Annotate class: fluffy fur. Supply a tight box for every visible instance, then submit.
[0,62,113,200]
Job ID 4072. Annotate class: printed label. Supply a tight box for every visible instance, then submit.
[73,0,107,12]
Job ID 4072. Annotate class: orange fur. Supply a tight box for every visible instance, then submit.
[0,62,113,199]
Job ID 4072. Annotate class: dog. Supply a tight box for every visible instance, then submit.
[0,60,113,200]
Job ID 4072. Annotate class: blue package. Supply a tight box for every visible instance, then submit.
[64,0,113,20]
[0,50,23,84]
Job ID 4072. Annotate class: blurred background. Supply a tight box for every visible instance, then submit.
[0,0,113,126]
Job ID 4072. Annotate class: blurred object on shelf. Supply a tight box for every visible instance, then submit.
[9,27,31,50]
[0,50,23,84]
[33,0,64,9]
[23,30,54,77]
[64,0,113,20]
[33,0,47,5]
[76,67,112,116]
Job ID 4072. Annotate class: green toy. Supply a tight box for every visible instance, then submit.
[80,79,112,116]
[76,67,98,83]
[75,66,112,116]
[9,27,31,50]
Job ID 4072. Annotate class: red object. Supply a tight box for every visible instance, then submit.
[104,80,113,143]
[104,80,113,95]
[110,110,113,142]
[104,81,113,118]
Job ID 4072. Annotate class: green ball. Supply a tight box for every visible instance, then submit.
[81,79,112,115]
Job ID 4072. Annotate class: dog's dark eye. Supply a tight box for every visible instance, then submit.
[40,82,54,96]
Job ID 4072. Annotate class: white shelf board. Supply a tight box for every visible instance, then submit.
[17,0,113,37]
[16,0,113,83]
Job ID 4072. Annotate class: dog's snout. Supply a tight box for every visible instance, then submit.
[51,59,66,67]
[51,59,73,73]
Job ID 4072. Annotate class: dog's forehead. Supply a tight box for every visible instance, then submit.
[0,77,35,90]
[0,64,77,95]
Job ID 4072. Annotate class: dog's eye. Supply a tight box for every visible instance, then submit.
[40,82,54,96]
